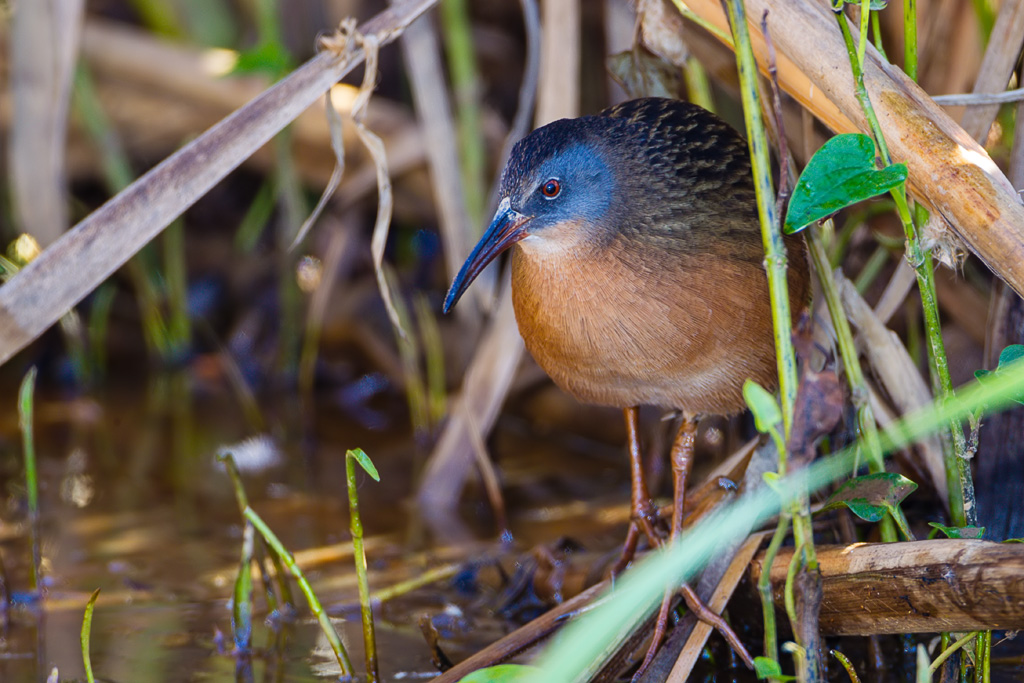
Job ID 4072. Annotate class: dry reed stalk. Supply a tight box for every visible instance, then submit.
[8,0,84,247]
[418,0,576,510]
[664,532,768,681]
[0,0,439,366]
[417,276,524,512]
[839,275,948,502]
[679,0,1024,300]
[959,0,1024,143]
[394,4,476,288]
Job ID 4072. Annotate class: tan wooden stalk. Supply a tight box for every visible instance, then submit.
[678,0,1024,299]
[751,539,1024,635]
[0,0,439,366]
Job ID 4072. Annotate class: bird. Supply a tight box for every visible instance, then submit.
[443,97,810,673]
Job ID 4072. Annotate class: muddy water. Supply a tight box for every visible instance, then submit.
[5,375,1024,682]
[0,373,640,682]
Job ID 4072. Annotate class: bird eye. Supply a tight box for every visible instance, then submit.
[540,179,561,198]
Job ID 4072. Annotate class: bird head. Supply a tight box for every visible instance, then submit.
[441,98,756,313]
[442,117,617,313]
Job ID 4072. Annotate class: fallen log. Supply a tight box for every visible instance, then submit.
[750,540,1024,635]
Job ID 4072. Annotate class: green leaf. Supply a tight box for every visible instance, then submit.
[928,522,985,539]
[999,344,1024,366]
[784,134,908,234]
[743,380,782,434]
[346,448,380,482]
[754,656,783,679]
[974,344,1024,404]
[822,472,917,523]
[459,665,542,682]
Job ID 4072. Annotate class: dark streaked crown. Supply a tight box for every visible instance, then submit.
[499,98,759,250]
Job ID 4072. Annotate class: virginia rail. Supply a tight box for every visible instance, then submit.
[444,97,810,670]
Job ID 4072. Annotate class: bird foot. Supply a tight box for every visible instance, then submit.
[631,583,753,681]
[632,588,675,681]
[610,500,667,576]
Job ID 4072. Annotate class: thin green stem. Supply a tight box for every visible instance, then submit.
[388,276,429,436]
[904,0,918,81]
[346,450,379,683]
[87,285,116,381]
[369,563,461,604]
[253,0,284,46]
[274,133,304,376]
[217,451,250,510]
[233,522,255,652]
[783,536,802,629]
[831,649,863,683]
[930,632,980,674]
[75,63,181,364]
[980,628,991,683]
[759,514,791,678]
[440,0,486,227]
[971,0,996,44]
[906,0,987,660]
[731,6,820,676]
[244,507,354,677]
[19,367,40,594]
[725,0,799,441]
[415,295,447,427]
[162,221,190,356]
[858,0,870,69]
[889,503,916,541]
[684,56,715,112]
[853,244,891,294]
[808,229,898,542]
[870,10,886,59]
[670,0,734,47]
[299,275,326,402]
[81,588,101,683]
[791,497,818,570]
[217,451,291,614]
[835,8,974,527]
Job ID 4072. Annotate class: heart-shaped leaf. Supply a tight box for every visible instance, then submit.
[822,472,917,523]
[974,344,1024,404]
[784,133,908,234]
[999,344,1024,366]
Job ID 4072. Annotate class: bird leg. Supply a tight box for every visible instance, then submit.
[612,407,664,574]
[636,415,754,678]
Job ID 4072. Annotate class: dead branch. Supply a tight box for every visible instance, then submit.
[751,540,1024,635]
[0,0,439,366]
[677,0,1024,299]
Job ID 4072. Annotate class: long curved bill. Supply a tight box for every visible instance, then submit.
[443,198,529,313]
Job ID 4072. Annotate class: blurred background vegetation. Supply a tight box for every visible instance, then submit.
[1,0,1022,681]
